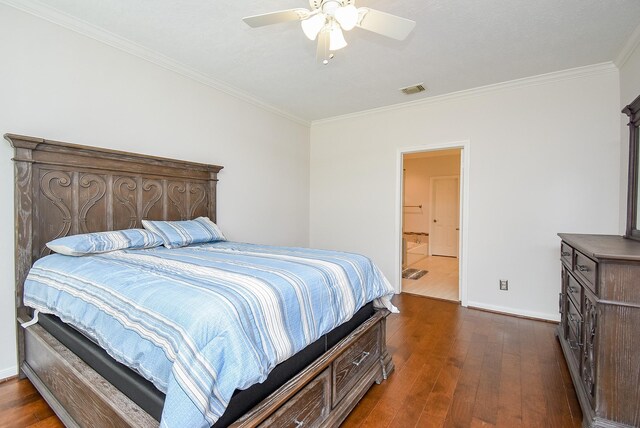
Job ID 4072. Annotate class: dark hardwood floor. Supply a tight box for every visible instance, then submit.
[0,293,581,428]
[342,293,581,428]
[0,377,62,427]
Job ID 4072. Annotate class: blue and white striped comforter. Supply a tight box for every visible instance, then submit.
[23,241,396,428]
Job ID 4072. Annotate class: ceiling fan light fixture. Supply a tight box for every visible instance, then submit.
[334,4,358,30]
[301,13,326,40]
[321,0,341,15]
[329,22,347,51]
[242,1,416,63]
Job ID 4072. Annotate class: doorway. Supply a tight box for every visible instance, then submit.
[400,148,462,302]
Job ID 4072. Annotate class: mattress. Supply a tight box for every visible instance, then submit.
[38,301,374,426]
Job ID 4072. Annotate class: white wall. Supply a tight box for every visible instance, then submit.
[310,67,621,321]
[0,4,310,379]
[619,33,640,232]
[620,37,640,114]
[403,154,461,234]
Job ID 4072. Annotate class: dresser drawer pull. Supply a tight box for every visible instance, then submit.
[352,351,370,367]
[294,420,304,427]
[576,264,589,272]
[561,251,571,257]
[568,314,583,324]
[569,338,582,350]
[568,285,579,294]
[558,293,564,314]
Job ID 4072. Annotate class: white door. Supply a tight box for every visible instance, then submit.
[430,176,459,257]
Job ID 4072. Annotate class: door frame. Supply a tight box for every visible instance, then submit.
[395,140,470,306]
[429,175,460,257]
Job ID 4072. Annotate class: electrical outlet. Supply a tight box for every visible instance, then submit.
[499,280,508,291]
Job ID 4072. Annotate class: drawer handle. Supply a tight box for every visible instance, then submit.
[558,293,563,314]
[561,251,571,257]
[568,285,578,294]
[294,420,304,427]
[568,338,582,350]
[568,314,583,324]
[352,351,370,367]
[576,264,589,272]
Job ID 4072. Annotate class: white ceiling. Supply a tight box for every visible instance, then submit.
[9,0,640,122]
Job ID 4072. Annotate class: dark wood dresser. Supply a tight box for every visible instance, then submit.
[557,234,640,428]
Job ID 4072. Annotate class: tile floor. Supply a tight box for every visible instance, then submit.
[402,255,459,301]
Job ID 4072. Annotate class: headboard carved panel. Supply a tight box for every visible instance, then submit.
[33,170,216,258]
[6,133,223,365]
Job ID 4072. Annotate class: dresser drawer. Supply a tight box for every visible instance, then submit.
[566,298,583,364]
[574,251,597,293]
[259,369,331,428]
[566,273,582,311]
[561,242,573,268]
[332,323,380,406]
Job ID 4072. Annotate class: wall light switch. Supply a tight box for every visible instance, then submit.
[499,280,508,291]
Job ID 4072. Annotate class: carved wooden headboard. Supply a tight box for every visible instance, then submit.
[5,133,223,360]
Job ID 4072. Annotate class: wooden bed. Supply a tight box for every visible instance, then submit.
[6,133,394,428]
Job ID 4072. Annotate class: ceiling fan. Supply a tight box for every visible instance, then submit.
[242,0,416,64]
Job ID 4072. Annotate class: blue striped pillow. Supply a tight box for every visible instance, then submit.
[46,229,163,256]
[141,217,226,249]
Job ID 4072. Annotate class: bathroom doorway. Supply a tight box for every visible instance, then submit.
[401,148,461,302]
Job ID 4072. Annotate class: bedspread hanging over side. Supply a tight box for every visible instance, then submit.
[23,241,396,428]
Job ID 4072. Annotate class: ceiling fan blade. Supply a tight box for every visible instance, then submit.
[357,8,416,40]
[242,9,310,28]
[316,29,330,64]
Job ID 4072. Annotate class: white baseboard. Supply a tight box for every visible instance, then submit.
[0,365,18,381]
[467,301,560,322]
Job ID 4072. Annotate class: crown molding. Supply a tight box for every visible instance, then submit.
[615,22,640,69]
[1,0,311,127]
[312,62,618,126]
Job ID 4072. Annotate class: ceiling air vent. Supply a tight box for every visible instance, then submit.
[400,83,426,95]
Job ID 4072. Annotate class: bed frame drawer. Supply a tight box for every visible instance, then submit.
[332,323,380,406]
[258,369,331,428]
[232,310,392,428]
